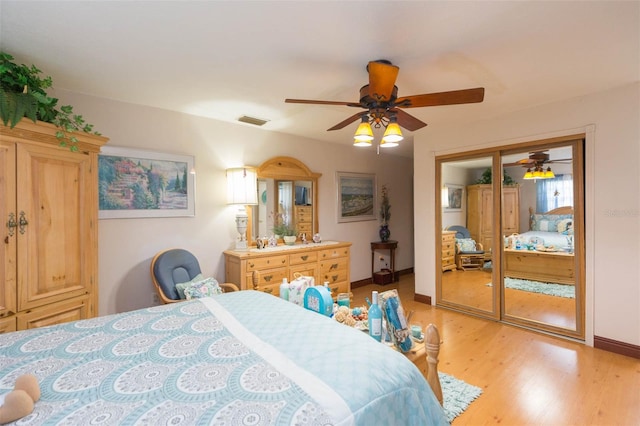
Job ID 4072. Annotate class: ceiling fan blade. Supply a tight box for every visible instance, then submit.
[395,87,485,108]
[367,61,399,102]
[327,111,368,131]
[391,108,428,132]
[285,98,362,107]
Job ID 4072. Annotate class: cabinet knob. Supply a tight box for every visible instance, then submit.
[6,213,17,237]
[18,211,28,234]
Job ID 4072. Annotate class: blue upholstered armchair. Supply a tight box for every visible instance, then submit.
[445,226,485,270]
[151,248,239,304]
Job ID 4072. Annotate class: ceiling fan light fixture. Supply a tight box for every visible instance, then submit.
[379,139,399,148]
[544,166,555,179]
[353,116,374,142]
[382,121,403,144]
[523,169,534,180]
[353,139,372,147]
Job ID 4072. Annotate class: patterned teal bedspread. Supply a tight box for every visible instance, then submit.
[0,291,447,425]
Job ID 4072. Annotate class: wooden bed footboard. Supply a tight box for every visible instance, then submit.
[425,323,443,405]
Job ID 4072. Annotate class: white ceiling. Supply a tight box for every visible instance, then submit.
[1,1,638,158]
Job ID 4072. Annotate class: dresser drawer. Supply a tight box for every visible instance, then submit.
[442,248,456,258]
[289,251,318,265]
[248,268,288,289]
[319,257,348,284]
[297,223,313,234]
[318,246,350,260]
[442,241,456,253]
[290,264,318,280]
[246,255,288,271]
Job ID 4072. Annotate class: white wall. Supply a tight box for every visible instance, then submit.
[55,90,414,316]
[414,82,640,345]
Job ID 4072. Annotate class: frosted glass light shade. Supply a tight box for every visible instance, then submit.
[354,120,374,142]
[382,122,403,143]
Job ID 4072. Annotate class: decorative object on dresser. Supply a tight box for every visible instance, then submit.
[99,146,196,219]
[336,171,376,223]
[226,167,258,250]
[441,230,457,272]
[224,241,351,299]
[1,119,108,331]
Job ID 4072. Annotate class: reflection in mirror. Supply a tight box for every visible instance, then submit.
[438,155,496,316]
[502,144,577,331]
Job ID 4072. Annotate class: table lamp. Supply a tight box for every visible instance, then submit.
[226,167,258,250]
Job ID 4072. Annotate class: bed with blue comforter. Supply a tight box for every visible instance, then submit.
[0,290,447,425]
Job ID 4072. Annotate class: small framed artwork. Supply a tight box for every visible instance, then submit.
[444,183,463,212]
[98,146,195,219]
[336,172,376,223]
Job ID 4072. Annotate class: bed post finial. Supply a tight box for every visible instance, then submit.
[425,323,443,405]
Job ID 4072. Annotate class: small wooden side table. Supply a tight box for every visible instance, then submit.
[371,240,398,284]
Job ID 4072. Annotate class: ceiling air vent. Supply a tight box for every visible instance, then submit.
[238,115,269,126]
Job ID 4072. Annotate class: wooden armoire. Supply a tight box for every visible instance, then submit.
[0,119,108,332]
[466,184,520,252]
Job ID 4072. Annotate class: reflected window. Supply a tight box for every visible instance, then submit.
[536,174,573,212]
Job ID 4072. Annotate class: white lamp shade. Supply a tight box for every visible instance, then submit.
[226,167,258,205]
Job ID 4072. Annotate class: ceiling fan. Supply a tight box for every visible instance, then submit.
[503,151,572,168]
[284,59,485,133]
[503,150,572,180]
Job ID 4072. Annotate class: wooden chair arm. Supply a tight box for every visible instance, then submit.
[220,282,240,292]
[425,323,443,406]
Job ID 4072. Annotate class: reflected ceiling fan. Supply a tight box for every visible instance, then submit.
[503,151,572,179]
[285,60,485,145]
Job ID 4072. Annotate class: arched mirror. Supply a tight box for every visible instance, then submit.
[247,156,321,245]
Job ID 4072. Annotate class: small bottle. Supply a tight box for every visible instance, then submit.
[368,291,382,342]
[280,278,289,301]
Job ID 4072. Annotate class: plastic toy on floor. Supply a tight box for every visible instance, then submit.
[0,374,40,425]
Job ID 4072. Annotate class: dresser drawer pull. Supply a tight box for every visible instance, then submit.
[263,275,273,282]
[281,259,286,264]
[301,255,308,261]
[329,263,338,271]
[331,275,339,282]
[263,288,273,294]
[249,262,255,268]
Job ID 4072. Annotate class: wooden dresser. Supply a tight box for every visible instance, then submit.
[294,205,313,236]
[1,119,108,332]
[441,231,457,272]
[224,241,351,298]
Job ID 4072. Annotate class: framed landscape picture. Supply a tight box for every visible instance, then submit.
[98,146,195,219]
[336,172,376,223]
[444,183,463,212]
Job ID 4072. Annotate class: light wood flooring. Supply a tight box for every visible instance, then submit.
[351,274,639,425]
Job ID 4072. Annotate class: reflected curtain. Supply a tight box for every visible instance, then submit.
[536,174,573,212]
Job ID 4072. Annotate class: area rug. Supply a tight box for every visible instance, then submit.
[486,277,575,298]
[440,372,483,423]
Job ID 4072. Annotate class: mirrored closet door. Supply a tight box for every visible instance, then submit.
[436,137,585,339]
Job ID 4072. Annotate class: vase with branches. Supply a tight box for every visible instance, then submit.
[379,184,391,241]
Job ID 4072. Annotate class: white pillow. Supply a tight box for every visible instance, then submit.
[183,277,222,300]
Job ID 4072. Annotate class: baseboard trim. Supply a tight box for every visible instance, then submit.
[351,267,414,290]
[413,293,432,305]
[594,335,640,359]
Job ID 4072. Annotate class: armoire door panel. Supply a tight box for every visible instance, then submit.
[16,143,92,311]
[0,141,17,317]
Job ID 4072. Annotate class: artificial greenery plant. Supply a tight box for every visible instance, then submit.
[476,167,516,185]
[0,52,100,151]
